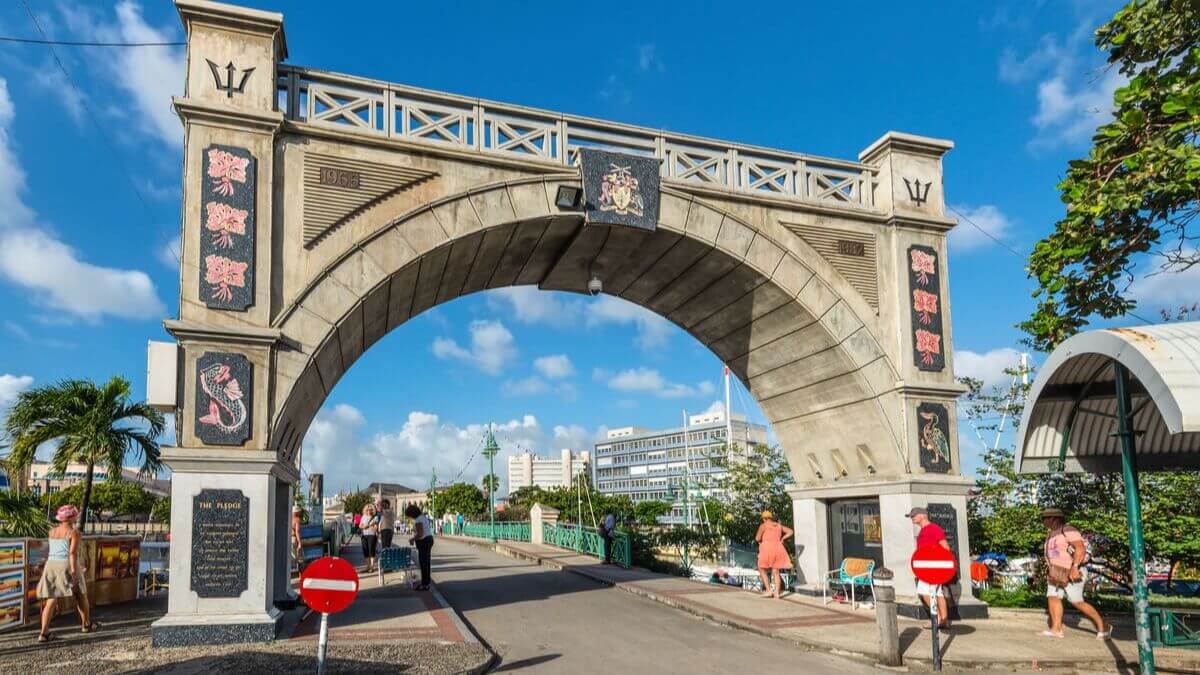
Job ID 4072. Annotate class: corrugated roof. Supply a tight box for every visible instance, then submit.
[1015,322,1200,474]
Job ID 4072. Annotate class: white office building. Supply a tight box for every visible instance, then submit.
[593,412,769,524]
[507,449,591,492]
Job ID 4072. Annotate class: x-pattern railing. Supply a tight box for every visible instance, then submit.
[278,65,878,211]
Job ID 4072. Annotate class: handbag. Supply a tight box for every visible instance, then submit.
[1045,527,1075,588]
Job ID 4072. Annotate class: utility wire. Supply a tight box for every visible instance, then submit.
[0,35,184,47]
[18,0,180,266]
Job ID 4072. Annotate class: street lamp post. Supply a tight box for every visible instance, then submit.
[482,427,500,543]
[429,468,438,520]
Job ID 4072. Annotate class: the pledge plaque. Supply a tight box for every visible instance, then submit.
[191,489,250,598]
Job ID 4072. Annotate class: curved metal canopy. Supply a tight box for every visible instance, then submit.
[1015,322,1200,474]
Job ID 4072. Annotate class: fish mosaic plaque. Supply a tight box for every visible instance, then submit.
[194,351,252,446]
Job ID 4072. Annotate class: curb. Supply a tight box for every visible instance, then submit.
[443,536,1200,672]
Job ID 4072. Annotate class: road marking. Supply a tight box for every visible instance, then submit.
[302,578,358,591]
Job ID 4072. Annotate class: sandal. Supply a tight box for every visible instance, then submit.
[1037,630,1064,638]
[1097,629,1112,640]
[81,621,101,633]
[37,633,56,643]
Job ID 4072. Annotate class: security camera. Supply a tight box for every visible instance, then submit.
[587,275,603,296]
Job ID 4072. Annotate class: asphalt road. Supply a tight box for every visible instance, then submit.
[431,538,881,674]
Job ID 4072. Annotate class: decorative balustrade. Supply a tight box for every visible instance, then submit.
[278,65,877,211]
[542,523,632,568]
[459,521,531,542]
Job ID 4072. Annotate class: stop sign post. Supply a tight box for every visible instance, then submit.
[300,556,360,675]
[910,545,958,672]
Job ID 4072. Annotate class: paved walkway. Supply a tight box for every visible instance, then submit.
[290,540,477,648]
[446,534,1200,672]
[432,537,884,674]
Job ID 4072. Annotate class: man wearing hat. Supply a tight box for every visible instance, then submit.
[1040,508,1109,639]
[906,506,950,629]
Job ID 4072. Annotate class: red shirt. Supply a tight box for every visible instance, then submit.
[917,523,946,548]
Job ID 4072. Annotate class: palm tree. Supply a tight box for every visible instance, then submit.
[5,377,164,530]
[0,489,49,537]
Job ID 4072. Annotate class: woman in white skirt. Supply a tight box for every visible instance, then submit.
[37,505,97,642]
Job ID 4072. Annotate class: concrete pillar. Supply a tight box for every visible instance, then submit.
[151,449,298,646]
[792,497,829,587]
[530,503,559,545]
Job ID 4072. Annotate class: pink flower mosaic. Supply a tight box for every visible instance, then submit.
[913,289,939,325]
[205,254,248,303]
[207,148,249,196]
[205,202,248,248]
[915,329,942,366]
[910,249,936,286]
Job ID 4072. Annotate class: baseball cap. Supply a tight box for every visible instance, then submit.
[904,507,928,518]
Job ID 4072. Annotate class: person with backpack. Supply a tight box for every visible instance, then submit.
[600,511,617,564]
[1039,508,1110,640]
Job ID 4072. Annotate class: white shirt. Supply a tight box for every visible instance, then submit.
[414,514,434,540]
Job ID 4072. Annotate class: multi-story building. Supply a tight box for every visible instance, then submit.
[26,460,170,498]
[507,449,590,492]
[593,412,769,524]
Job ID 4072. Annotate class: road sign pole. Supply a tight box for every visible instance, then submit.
[931,585,941,672]
[316,612,329,675]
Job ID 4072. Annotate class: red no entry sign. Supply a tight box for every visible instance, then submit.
[911,544,957,586]
[300,556,359,614]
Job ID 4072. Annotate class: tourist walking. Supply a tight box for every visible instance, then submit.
[36,505,97,642]
[1039,507,1109,639]
[906,507,951,628]
[378,499,396,550]
[360,503,380,572]
[456,512,465,535]
[291,504,303,567]
[755,510,794,599]
[407,504,435,590]
[600,511,617,564]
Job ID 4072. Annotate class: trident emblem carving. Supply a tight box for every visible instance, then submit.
[903,177,931,206]
[206,59,255,98]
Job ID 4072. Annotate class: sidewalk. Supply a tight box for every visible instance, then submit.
[288,539,493,673]
[444,534,1200,671]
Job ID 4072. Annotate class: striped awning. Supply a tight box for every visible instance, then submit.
[1015,322,1200,474]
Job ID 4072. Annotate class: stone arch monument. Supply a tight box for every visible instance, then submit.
[150,0,978,645]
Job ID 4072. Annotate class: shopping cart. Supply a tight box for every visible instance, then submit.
[378,546,415,586]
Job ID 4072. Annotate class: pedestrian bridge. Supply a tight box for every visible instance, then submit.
[152,0,976,645]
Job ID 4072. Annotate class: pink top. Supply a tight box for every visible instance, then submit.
[1045,525,1084,569]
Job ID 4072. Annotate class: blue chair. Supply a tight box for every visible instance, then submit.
[823,557,876,609]
[378,546,414,586]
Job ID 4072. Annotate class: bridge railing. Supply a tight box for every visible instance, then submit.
[543,523,632,568]
[451,521,532,542]
[278,65,877,211]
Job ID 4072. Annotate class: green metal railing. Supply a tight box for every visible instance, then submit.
[1150,609,1200,649]
[543,523,631,568]
[456,521,532,542]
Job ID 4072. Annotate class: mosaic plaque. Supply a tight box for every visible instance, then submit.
[191,489,249,598]
[917,402,952,474]
[199,144,256,311]
[193,352,252,446]
[907,244,944,371]
[580,148,661,230]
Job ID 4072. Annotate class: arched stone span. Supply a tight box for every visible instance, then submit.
[268,176,905,484]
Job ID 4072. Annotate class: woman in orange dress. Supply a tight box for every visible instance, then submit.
[755,510,794,599]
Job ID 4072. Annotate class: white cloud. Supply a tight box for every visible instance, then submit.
[0,374,34,409]
[431,320,518,375]
[486,288,672,351]
[533,354,574,379]
[0,228,165,321]
[703,399,725,416]
[955,347,1024,390]
[603,367,715,399]
[59,1,184,147]
[638,44,665,72]
[302,405,602,497]
[948,204,1014,254]
[0,77,164,321]
[503,376,550,397]
[157,234,180,267]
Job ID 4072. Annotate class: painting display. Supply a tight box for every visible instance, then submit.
[907,244,945,371]
[0,541,24,632]
[199,144,256,311]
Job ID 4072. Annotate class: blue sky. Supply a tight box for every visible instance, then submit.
[2,0,1187,496]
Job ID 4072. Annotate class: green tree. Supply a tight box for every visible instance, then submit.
[634,500,672,526]
[710,443,792,545]
[438,482,487,517]
[480,473,500,495]
[5,377,163,530]
[1022,1,1200,349]
[48,481,158,520]
[340,490,373,515]
[0,489,49,537]
[151,496,171,525]
[293,487,310,524]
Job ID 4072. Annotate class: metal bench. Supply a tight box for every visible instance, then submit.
[823,557,876,609]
